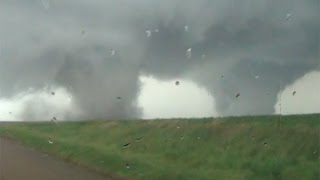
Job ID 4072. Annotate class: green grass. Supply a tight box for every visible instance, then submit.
[1,114,319,180]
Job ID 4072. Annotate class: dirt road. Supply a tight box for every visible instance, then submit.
[0,137,113,180]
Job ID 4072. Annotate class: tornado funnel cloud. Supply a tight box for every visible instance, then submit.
[0,0,318,120]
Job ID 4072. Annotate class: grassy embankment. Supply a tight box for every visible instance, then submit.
[0,114,319,180]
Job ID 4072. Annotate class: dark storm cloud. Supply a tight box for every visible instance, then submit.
[0,0,319,119]
[140,0,319,116]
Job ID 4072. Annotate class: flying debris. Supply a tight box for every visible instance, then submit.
[125,163,130,169]
[145,30,152,38]
[292,91,296,96]
[117,97,122,100]
[251,136,256,140]
[51,92,55,95]
[184,25,189,32]
[285,13,292,21]
[176,126,180,129]
[255,75,260,79]
[264,142,268,146]
[175,81,180,86]
[197,137,201,140]
[186,48,192,59]
[122,143,131,148]
[48,138,54,144]
[221,75,225,79]
[135,138,143,142]
[51,117,58,125]
[110,49,116,56]
[236,93,241,98]
[180,136,184,140]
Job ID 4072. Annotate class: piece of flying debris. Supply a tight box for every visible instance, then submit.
[117,97,122,100]
[292,91,296,96]
[145,30,152,38]
[184,25,189,32]
[110,49,116,56]
[286,13,292,21]
[51,92,55,95]
[51,117,58,124]
[48,138,54,144]
[175,81,180,86]
[186,48,192,59]
[52,117,57,121]
[122,143,131,148]
[236,93,241,98]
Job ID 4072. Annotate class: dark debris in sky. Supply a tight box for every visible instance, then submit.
[122,143,131,148]
[292,91,296,96]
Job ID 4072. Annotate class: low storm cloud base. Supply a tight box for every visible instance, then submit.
[0,0,319,120]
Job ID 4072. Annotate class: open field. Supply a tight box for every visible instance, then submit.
[0,114,319,180]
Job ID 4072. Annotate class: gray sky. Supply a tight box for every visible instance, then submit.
[275,71,320,115]
[0,0,319,120]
